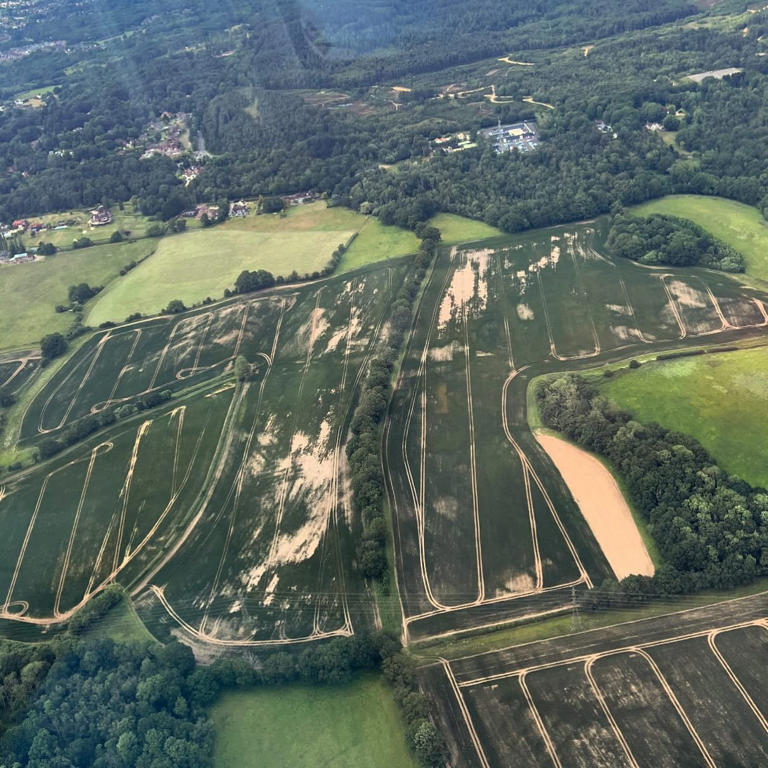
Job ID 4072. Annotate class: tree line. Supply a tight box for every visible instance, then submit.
[537,374,768,603]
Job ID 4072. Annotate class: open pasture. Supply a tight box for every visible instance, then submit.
[2,262,407,646]
[631,195,768,282]
[432,592,768,768]
[86,202,418,324]
[0,239,155,351]
[385,223,768,643]
[599,345,768,489]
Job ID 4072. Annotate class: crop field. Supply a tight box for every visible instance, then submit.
[599,345,768,488]
[631,195,768,282]
[426,591,768,767]
[0,262,407,645]
[384,223,768,643]
[0,354,38,395]
[0,239,155,350]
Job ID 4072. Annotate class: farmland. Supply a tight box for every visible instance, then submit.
[384,221,768,643]
[631,195,768,282]
[599,345,768,488]
[211,676,417,768]
[86,202,418,324]
[1,261,407,645]
[428,590,768,767]
[0,239,155,350]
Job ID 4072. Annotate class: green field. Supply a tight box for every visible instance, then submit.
[0,240,154,351]
[427,213,504,245]
[599,346,768,488]
[86,202,417,324]
[82,598,158,645]
[631,195,768,282]
[211,676,417,768]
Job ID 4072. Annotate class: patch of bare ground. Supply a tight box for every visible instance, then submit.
[535,432,654,579]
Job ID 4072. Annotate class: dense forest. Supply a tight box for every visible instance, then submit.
[606,212,744,271]
[537,374,768,599]
[1,0,768,230]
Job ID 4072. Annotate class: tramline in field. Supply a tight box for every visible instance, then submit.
[0,263,407,647]
[385,223,768,643]
[428,592,768,767]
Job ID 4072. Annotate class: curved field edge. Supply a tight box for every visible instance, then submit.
[526,373,663,571]
[630,195,768,284]
[597,343,768,489]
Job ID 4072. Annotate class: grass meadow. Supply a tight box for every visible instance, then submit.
[0,239,154,351]
[86,202,417,324]
[427,213,504,245]
[630,195,768,282]
[599,345,768,488]
[210,676,417,768]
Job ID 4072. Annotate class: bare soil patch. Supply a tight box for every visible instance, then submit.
[535,433,654,579]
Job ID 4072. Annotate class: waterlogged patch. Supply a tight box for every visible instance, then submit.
[438,248,494,328]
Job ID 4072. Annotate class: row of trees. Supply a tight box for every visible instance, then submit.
[537,374,768,599]
[606,212,744,271]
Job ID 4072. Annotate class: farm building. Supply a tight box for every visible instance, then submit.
[89,206,113,226]
[478,120,540,153]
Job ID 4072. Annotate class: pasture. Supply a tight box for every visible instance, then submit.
[427,213,504,245]
[211,676,417,768]
[384,222,768,643]
[599,345,768,488]
[631,195,768,282]
[86,202,417,324]
[0,239,154,350]
[428,591,768,767]
[2,262,407,646]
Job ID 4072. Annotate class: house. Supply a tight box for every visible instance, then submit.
[89,205,113,226]
[230,200,250,217]
[12,219,28,232]
[281,192,317,207]
[10,252,34,263]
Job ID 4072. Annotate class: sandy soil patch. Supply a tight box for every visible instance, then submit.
[438,248,494,328]
[535,433,654,579]
[516,303,535,321]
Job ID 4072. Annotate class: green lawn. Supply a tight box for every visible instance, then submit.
[599,346,768,488]
[0,240,154,351]
[211,676,417,768]
[630,195,768,282]
[86,228,352,323]
[427,213,504,245]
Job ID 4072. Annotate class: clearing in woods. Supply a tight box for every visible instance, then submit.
[599,345,768,489]
[211,676,417,768]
